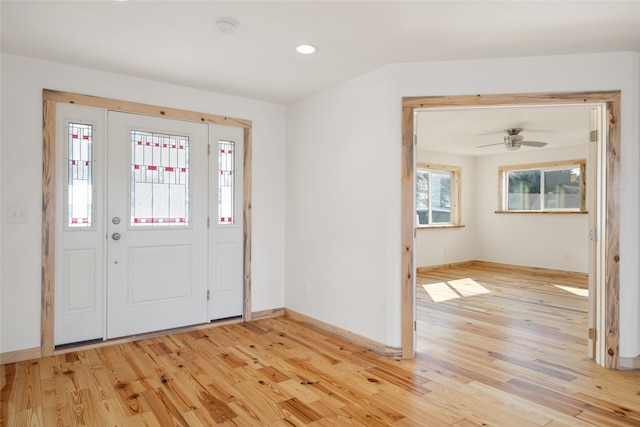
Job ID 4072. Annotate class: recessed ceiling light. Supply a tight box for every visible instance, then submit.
[296,44,317,55]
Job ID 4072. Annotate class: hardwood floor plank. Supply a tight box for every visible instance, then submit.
[488,351,578,381]
[278,396,322,423]
[465,380,553,425]
[364,366,431,395]
[230,378,287,423]
[375,390,462,426]
[573,391,640,424]
[139,387,189,426]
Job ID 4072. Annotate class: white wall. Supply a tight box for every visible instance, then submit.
[285,67,400,346]
[286,52,640,358]
[0,53,286,353]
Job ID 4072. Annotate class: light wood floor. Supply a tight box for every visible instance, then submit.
[2,262,640,426]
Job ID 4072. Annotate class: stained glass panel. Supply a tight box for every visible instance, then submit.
[218,140,235,225]
[67,123,93,228]
[131,130,189,226]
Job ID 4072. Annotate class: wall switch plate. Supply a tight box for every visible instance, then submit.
[7,206,29,223]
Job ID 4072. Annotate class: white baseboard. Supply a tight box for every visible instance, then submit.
[0,346,41,364]
[619,356,640,370]
[284,309,402,358]
[251,307,284,320]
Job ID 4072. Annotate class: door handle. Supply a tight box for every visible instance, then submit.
[112,232,122,241]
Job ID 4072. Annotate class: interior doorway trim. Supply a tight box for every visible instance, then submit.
[401,91,621,368]
[41,89,253,356]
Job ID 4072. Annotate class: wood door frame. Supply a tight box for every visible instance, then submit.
[401,91,621,368]
[41,89,253,356]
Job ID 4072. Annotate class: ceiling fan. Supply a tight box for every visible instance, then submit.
[477,128,548,151]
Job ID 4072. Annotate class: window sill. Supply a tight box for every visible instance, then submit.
[417,224,466,229]
[494,211,588,215]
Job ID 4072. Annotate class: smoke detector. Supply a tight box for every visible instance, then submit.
[216,18,237,35]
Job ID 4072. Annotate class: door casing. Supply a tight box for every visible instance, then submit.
[401,91,621,369]
[41,89,253,356]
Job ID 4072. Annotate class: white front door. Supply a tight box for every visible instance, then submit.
[106,112,209,339]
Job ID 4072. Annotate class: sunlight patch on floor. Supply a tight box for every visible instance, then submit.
[422,278,490,302]
[554,284,589,297]
[422,282,460,302]
[448,278,491,297]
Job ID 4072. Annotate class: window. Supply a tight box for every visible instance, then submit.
[416,163,461,227]
[218,139,235,225]
[498,160,586,213]
[66,122,94,228]
[130,130,190,226]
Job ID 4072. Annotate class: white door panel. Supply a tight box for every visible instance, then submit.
[128,245,193,304]
[62,249,97,312]
[214,242,239,293]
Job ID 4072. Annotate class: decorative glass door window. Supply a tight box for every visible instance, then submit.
[66,122,94,228]
[130,130,190,226]
[218,140,235,225]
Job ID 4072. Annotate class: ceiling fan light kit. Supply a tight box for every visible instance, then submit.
[477,127,548,151]
[504,138,522,150]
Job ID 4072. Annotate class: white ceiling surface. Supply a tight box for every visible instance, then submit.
[416,105,595,156]
[1,1,639,105]
[1,2,637,156]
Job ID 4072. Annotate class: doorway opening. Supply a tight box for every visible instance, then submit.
[41,89,253,356]
[400,92,621,369]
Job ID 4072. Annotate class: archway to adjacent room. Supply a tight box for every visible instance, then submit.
[400,91,621,369]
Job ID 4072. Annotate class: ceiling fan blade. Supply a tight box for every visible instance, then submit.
[521,141,547,147]
[476,142,504,148]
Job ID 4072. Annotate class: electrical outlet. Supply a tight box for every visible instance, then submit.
[7,206,28,223]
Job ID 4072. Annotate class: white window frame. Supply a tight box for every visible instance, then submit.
[498,159,586,213]
[416,163,462,228]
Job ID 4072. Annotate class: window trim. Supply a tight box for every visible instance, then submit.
[497,159,586,213]
[416,163,462,228]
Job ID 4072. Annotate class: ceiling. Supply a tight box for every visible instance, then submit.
[416,104,595,156]
[1,1,638,105]
[1,1,638,154]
